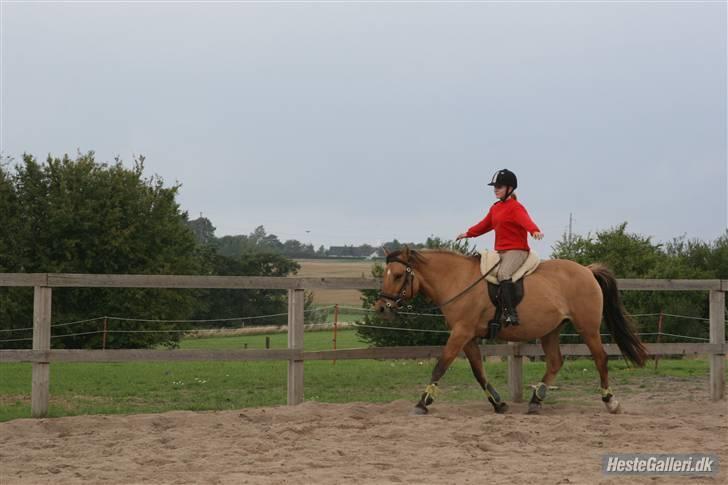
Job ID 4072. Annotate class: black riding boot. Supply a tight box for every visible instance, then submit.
[499,279,520,325]
[488,294,503,340]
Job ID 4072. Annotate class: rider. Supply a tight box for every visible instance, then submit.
[456,169,543,325]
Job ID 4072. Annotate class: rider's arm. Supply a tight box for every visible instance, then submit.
[513,205,540,235]
[465,210,494,238]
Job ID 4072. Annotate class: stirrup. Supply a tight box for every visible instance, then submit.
[504,311,520,326]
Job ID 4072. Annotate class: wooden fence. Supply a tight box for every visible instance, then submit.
[0,274,725,418]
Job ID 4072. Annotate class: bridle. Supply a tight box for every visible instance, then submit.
[377,252,501,313]
[377,255,416,310]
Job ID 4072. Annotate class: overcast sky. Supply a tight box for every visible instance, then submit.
[1,1,726,256]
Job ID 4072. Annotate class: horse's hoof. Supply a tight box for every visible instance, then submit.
[605,399,622,414]
[494,402,509,414]
[527,402,542,414]
[411,406,428,416]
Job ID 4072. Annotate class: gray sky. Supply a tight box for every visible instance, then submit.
[1,1,726,256]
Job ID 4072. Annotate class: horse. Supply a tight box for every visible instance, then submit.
[373,246,648,415]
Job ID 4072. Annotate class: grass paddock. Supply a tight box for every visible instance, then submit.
[0,330,719,422]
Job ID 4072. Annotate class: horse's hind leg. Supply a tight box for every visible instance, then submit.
[581,328,622,414]
[413,327,472,415]
[463,338,508,414]
[528,328,564,414]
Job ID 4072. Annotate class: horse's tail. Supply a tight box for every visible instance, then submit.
[589,263,648,367]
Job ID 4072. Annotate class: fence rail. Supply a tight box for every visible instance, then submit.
[2,342,726,364]
[0,273,381,289]
[1,273,726,291]
[0,273,725,417]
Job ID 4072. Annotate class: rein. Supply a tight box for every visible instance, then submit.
[430,261,499,311]
[378,254,500,313]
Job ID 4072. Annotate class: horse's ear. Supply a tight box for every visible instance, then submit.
[383,248,390,256]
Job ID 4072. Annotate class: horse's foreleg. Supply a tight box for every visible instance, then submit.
[413,328,472,415]
[463,338,508,414]
[528,329,564,414]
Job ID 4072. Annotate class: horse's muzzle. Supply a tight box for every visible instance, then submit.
[373,299,396,320]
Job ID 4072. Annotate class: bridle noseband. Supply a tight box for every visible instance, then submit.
[377,256,416,310]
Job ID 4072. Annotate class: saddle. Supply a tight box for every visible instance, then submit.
[479,250,541,339]
[479,249,540,285]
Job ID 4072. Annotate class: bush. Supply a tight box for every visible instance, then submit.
[552,223,727,343]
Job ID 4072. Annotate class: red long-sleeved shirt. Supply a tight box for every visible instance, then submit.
[466,198,540,251]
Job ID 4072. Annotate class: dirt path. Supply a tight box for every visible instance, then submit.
[1,387,726,484]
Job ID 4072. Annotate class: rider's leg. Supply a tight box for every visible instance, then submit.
[496,250,529,325]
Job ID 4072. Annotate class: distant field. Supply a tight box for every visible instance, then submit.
[295,258,378,305]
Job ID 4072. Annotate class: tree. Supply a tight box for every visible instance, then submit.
[215,226,286,258]
[189,250,300,327]
[188,226,321,326]
[0,152,200,349]
[551,222,663,276]
[250,225,284,253]
[0,159,22,272]
[552,223,725,343]
[0,159,30,347]
[187,217,217,246]
[281,239,316,258]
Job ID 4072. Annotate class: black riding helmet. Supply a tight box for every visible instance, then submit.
[488,169,517,189]
[488,169,517,200]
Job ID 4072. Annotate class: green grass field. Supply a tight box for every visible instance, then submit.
[0,330,717,422]
[179,326,363,351]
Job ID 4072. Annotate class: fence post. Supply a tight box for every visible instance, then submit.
[709,290,725,401]
[287,288,305,405]
[102,317,108,350]
[332,304,339,365]
[507,342,523,402]
[654,310,664,370]
[32,286,52,418]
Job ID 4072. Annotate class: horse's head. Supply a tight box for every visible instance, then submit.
[374,245,423,317]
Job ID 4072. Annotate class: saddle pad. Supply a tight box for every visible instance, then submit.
[480,249,540,285]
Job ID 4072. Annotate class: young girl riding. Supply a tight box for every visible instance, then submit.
[456,168,543,326]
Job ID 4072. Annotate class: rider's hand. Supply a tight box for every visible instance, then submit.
[456,233,468,241]
[532,231,544,240]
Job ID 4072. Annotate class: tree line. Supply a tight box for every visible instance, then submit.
[0,153,318,350]
[188,216,435,260]
[2,153,724,350]
[356,225,727,346]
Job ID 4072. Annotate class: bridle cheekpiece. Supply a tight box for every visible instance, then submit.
[378,254,416,311]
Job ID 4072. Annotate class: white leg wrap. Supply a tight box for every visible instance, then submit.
[604,397,622,414]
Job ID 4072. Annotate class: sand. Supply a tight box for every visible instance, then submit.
[1,387,726,485]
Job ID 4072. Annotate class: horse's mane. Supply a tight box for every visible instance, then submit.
[386,249,428,264]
